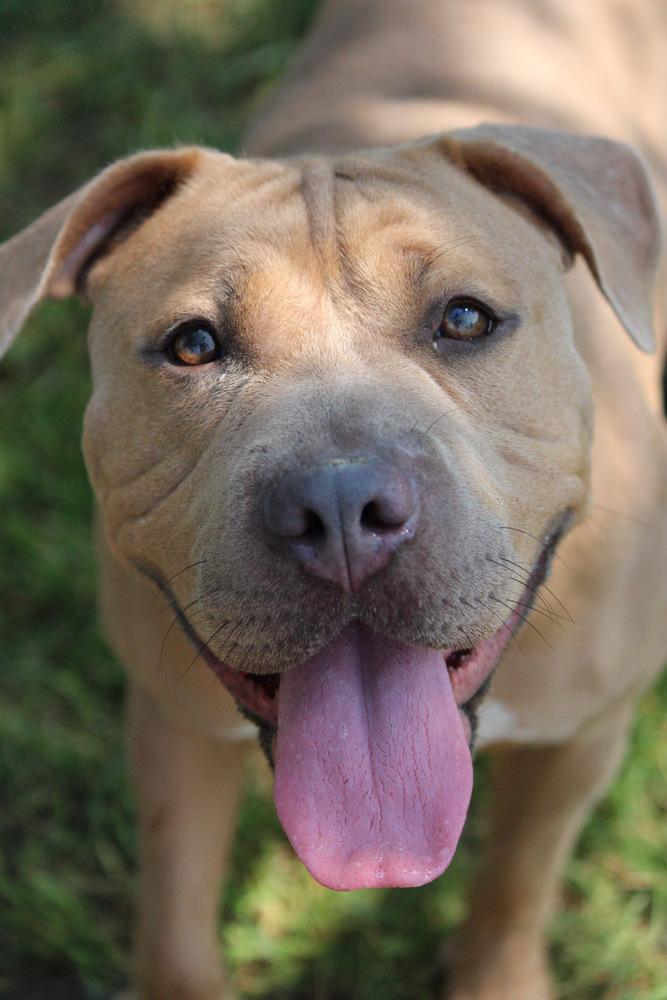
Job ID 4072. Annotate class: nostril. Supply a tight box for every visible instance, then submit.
[301,508,327,541]
[263,478,331,542]
[360,500,397,532]
[359,476,420,534]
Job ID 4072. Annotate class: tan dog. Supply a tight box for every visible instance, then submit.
[1,1,666,998]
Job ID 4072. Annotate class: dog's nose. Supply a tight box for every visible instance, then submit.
[262,458,420,592]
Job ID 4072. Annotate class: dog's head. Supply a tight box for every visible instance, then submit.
[1,125,660,890]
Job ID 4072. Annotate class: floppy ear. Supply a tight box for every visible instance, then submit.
[0,148,207,359]
[434,124,663,352]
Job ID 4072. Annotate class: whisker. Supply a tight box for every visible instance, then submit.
[215,642,240,686]
[509,578,572,624]
[186,604,217,624]
[496,593,567,630]
[158,595,204,678]
[487,607,525,657]
[497,525,573,576]
[218,622,260,683]
[212,619,248,669]
[579,514,614,543]
[489,596,554,650]
[487,559,566,621]
[590,503,649,528]
[415,236,483,282]
[488,554,575,622]
[177,617,231,683]
[421,406,462,436]
[150,559,208,614]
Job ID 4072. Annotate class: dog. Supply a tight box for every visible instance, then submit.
[1,0,666,998]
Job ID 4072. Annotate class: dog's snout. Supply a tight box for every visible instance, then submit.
[262,458,420,592]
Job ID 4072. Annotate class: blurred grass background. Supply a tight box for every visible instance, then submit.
[0,1,665,997]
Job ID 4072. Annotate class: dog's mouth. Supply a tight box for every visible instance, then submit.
[207,626,498,739]
[202,537,552,741]
[191,536,557,892]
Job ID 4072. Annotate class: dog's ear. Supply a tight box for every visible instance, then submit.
[435,125,663,352]
[0,148,207,359]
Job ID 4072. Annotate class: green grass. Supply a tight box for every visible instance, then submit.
[0,1,665,997]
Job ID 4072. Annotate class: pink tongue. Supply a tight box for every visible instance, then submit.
[274,624,473,890]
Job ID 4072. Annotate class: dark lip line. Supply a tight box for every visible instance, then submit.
[134,509,571,738]
[134,558,215,662]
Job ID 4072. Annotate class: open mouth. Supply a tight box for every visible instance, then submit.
[200,535,553,741]
[185,533,559,892]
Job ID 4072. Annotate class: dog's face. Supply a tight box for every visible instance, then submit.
[0,127,659,892]
[83,146,591,663]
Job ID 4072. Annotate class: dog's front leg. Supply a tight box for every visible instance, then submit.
[127,683,246,1000]
[446,697,636,1000]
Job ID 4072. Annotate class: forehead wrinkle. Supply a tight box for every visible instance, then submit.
[298,158,342,279]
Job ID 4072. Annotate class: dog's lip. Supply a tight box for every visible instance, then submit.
[200,536,555,731]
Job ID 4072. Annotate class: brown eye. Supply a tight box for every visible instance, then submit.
[168,323,222,366]
[435,300,493,344]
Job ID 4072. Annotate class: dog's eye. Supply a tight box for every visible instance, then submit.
[168,323,222,366]
[434,300,493,344]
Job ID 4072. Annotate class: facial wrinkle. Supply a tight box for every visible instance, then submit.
[299,158,342,280]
